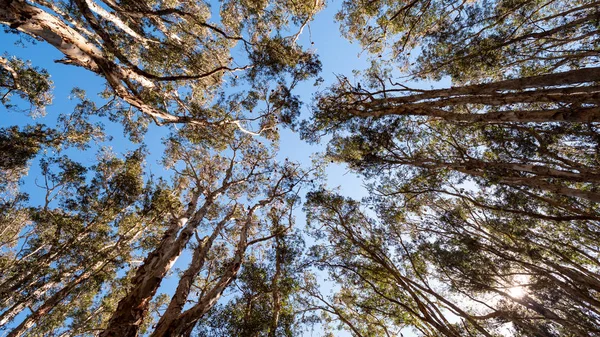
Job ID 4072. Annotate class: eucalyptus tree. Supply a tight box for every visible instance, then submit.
[304,0,600,210]
[302,111,600,335]
[0,90,151,337]
[307,0,600,127]
[304,190,600,336]
[1,1,323,336]
[0,146,161,337]
[298,0,600,335]
[415,197,600,336]
[0,129,315,337]
[98,132,314,337]
[0,0,322,135]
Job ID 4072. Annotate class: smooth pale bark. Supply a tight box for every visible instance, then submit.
[150,171,301,336]
[0,0,102,71]
[82,0,149,43]
[342,67,600,123]
[98,160,248,337]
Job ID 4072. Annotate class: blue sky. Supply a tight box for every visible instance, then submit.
[0,1,399,335]
[1,0,372,200]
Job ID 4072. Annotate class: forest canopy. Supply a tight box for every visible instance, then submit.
[1,0,599,336]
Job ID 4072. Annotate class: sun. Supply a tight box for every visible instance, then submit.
[507,274,530,298]
[508,285,526,298]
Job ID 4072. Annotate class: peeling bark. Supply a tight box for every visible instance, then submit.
[150,214,232,337]
[158,210,256,337]
[0,0,233,128]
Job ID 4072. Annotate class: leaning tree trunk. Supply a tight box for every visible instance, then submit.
[340,67,600,123]
[99,190,212,337]
[150,215,230,336]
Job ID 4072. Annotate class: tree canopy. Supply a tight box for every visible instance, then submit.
[1,0,599,336]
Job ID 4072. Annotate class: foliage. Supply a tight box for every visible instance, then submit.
[299,0,600,336]
[2,0,600,336]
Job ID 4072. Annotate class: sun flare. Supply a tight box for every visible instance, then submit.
[508,285,526,298]
[507,275,530,298]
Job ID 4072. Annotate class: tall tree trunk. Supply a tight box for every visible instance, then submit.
[99,194,210,337]
[150,215,230,337]
[343,67,600,123]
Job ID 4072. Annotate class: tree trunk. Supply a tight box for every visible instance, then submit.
[159,215,254,337]
[100,195,211,337]
[268,237,283,337]
[98,220,190,337]
[346,67,600,123]
[150,215,230,337]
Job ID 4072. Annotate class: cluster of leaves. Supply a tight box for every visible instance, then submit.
[0,55,52,116]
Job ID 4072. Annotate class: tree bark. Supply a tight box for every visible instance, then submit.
[0,0,213,127]
[150,215,231,337]
[343,67,600,123]
[268,237,283,337]
[159,214,255,337]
